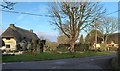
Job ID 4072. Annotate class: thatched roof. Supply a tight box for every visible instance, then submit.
[2,24,39,42]
[86,36,103,44]
[85,29,103,44]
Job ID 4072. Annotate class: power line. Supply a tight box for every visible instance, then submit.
[106,10,120,15]
[0,9,119,17]
[0,9,55,17]
[1,9,43,16]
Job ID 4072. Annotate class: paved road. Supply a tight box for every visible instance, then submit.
[2,54,116,70]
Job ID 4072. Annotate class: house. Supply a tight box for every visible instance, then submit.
[85,30,103,44]
[1,24,39,51]
[107,33,120,45]
[106,33,120,51]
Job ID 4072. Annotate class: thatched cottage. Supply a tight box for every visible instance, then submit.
[1,24,39,51]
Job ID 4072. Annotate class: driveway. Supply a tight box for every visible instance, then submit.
[2,54,116,70]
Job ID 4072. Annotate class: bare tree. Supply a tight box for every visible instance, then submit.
[97,17,118,44]
[0,0,16,10]
[48,2,105,53]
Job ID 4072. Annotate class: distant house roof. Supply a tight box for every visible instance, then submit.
[107,33,120,45]
[85,29,103,44]
[2,24,39,42]
[86,36,103,44]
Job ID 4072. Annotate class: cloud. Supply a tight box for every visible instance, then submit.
[36,32,58,42]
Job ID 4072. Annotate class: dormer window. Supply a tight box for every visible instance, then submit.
[6,37,10,40]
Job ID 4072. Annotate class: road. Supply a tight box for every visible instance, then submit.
[2,54,116,71]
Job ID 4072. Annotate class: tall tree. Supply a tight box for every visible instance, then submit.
[97,17,118,44]
[48,2,105,52]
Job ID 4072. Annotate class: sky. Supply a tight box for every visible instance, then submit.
[1,1,119,42]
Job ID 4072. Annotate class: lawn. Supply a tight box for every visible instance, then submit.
[2,51,112,62]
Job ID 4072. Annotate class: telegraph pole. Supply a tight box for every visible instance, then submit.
[95,20,97,45]
[93,19,97,49]
[91,20,98,49]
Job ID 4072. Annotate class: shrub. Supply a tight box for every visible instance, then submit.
[75,43,91,51]
[46,41,58,50]
[109,47,118,51]
[57,43,91,52]
[100,43,106,51]
[56,47,68,52]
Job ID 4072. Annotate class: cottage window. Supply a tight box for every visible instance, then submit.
[6,45,10,48]
[6,37,10,40]
[2,40,5,46]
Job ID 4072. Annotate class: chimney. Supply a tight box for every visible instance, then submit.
[29,29,33,33]
[10,24,14,28]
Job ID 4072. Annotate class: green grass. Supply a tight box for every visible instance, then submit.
[2,51,111,62]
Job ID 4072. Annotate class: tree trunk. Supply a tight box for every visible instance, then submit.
[70,42,75,53]
[102,36,108,51]
[69,37,76,53]
[104,35,109,44]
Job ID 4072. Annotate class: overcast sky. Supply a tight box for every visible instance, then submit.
[1,2,118,42]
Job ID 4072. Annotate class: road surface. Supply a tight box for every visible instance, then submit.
[2,54,116,71]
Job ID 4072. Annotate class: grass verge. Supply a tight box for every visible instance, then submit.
[2,51,111,62]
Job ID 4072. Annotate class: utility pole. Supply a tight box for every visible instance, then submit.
[95,20,97,45]
[93,19,98,49]
[91,20,98,50]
